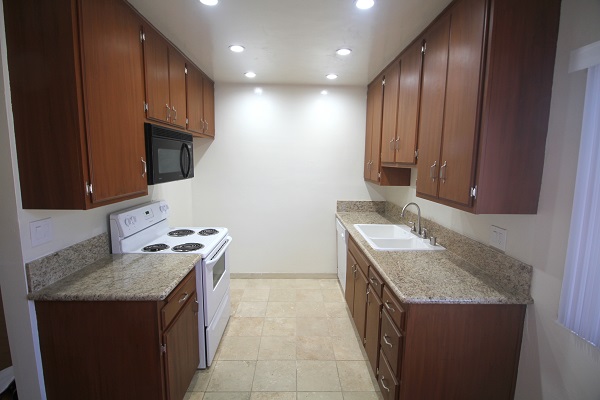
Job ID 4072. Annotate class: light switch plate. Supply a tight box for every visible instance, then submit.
[30,218,53,247]
[490,225,507,252]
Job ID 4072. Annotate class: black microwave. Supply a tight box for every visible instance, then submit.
[144,123,194,185]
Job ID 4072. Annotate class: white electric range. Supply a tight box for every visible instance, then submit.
[109,201,231,368]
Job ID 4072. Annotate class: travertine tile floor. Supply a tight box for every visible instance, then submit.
[184,278,383,400]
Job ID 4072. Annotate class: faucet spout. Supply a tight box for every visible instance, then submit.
[401,202,421,236]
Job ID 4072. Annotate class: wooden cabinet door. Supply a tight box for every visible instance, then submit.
[203,76,216,137]
[345,251,358,314]
[438,0,486,206]
[364,82,375,180]
[163,294,200,400]
[168,47,187,129]
[381,61,400,163]
[365,287,383,374]
[415,15,450,198]
[143,25,171,123]
[353,267,368,343]
[186,64,205,135]
[396,40,423,164]
[80,0,147,205]
[370,76,384,182]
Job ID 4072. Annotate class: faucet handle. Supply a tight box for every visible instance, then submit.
[421,228,428,239]
[408,221,416,232]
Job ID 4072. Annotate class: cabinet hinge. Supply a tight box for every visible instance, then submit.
[415,149,419,159]
[376,367,379,375]
[470,185,478,198]
[144,102,148,112]
[85,182,93,195]
[363,337,367,345]
[382,78,385,86]
[185,67,188,75]
[186,118,189,125]
[140,31,145,43]
[422,42,427,55]
[161,344,166,354]
[378,172,381,179]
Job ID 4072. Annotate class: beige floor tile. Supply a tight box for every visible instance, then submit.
[203,393,251,400]
[297,393,343,400]
[297,318,329,337]
[294,279,323,289]
[321,289,344,302]
[296,360,341,392]
[262,318,297,336]
[332,335,367,361]
[235,302,268,317]
[327,318,356,337]
[217,336,260,360]
[269,288,297,302]
[296,336,335,360]
[230,279,249,290]
[242,288,271,302]
[206,361,256,391]
[250,393,296,400]
[267,279,298,288]
[245,279,273,289]
[226,317,264,336]
[337,361,377,392]
[296,289,324,302]
[252,360,297,391]
[296,302,328,318]
[184,392,204,400]
[324,302,350,318]
[319,279,341,289]
[266,302,297,317]
[342,392,383,400]
[258,336,297,360]
[230,288,245,303]
[187,368,213,391]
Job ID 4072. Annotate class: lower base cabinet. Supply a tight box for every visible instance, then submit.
[35,270,198,400]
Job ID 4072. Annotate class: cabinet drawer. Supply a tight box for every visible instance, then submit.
[348,236,370,276]
[368,267,384,298]
[162,269,196,329]
[378,350,400,400]
[382,286,405,331]
[380,308,403,377]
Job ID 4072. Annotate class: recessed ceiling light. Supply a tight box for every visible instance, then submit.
[200,0,218,5]
[245,72,256,78]
[355,0,374,10]
[326,74,338,80]
[336,48,352,56]
[321,90,328,95]
[229,45,245,53]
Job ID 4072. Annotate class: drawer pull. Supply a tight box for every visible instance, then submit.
[384,301,395,313]
[380,377,390,392]
[370,277,379,286]
[383,334,393,347]
[178,292,190,303]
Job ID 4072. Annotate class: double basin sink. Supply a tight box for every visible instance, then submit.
[354,224,445,251]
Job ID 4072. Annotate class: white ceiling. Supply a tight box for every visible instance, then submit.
[127,0,451,86]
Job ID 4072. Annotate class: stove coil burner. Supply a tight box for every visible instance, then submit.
[199,229,219,236]
[168,229,195,237]
[142,244,169,252]
[172,243,204,252]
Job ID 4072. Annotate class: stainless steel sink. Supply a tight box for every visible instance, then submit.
[354,224,445,251]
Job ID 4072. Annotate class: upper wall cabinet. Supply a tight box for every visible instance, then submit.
[415,0,561,214]
[142,25,187,129]
[4,0,148,209]
[186,64,215,138]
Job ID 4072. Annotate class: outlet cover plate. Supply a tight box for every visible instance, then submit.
[30,218,53,247]
[490,225,507,252]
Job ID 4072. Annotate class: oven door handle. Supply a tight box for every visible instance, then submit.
[207,236,233,263]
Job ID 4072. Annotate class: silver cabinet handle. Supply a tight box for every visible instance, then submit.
[141,157,147,177]
[205,121,209,131]
[201,119,205,131]
[369,277,379,286]
[395,137,400,150]
[430,160,437,181]
[440,161,447,183]
[380,377,390,392]
[383,334,393,347]
[166,104,170,121]
[384,301,395,313]
[172,106,177,122]
[389,138,394,152]
[179,292,189,303]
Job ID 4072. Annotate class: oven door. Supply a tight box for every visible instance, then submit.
[202,236,232,325]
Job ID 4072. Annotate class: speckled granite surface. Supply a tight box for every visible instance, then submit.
[337,201,386,213]
[28,253,199,301]
[26,233,111,293]
[336,210,533,305]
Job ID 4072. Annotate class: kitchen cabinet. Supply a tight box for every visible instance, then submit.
[4,0,148,209]
[143,24,187,129]
[186,64,216,138]
[365,267,384,374]
[35,269,198,400]
[415,0,561,213]
[381,62,400,164]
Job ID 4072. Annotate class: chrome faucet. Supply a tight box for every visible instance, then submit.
[401,202,423,237]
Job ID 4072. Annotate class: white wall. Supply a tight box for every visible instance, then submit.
[191,84,385,274]
[382,0,600,398]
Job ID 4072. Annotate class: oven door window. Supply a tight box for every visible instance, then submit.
[212,255,226,289]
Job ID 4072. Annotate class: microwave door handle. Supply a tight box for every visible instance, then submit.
[180,143,191,178]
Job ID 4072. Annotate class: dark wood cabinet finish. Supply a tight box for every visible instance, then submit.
[352,266,368,343]
[35,269,198,400]
[378,349,400,400]
[380,308,403,377]
[382,286,406,331]
[368,266,384,298]
[344,252,358,314]
[381,62,400,164]
[186,65,216,138]
[0,288,11,371]
[202,78,216,137]
[365,284,383,374]
[4,0,148,209]
[168,49,187,129]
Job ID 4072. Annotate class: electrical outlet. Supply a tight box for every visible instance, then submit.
[30,218,53,247]
[490,225,507,251]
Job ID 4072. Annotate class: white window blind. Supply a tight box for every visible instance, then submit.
[558,60,600,347]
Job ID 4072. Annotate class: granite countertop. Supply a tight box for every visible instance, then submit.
[28,253,200,302]
[336,211,533,305]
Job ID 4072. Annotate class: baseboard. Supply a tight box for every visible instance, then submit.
[231,273,338,279]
